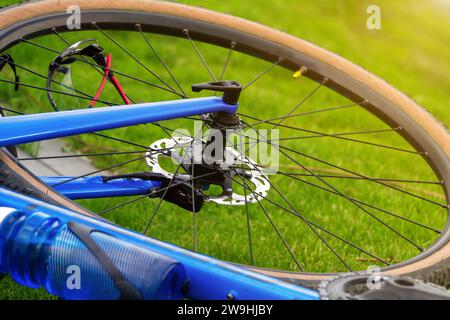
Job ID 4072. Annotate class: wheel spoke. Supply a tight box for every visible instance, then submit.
[136,25,187,97]
[20,38,187,98]
[143,124,204,234]
[0,55,116,107]
[276,170,441,233]
[276,171,443,186]
[227,164,442,186]
[240,114,419,154]
[271,81,324,129]
[244,123,429,250]
[240,128,400,142]
[0,105,24,115]
[238,134,255,265]
[242,58,282,90]
[237,171,305,271]
[219,41,236,81]
[191,128,202,252]
[0,78,116,106]
[237,102,360,125]
[93,23,182,96]
[98,193,151,215]
[222,170,389,266]
[49,145,177,187]
[241,120,446,208]
[231,167,351,271]
[183,29,217,81]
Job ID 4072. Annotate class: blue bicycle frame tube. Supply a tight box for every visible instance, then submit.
[0,187,320,300]
[39,176,161,199]
[0,97,237,147]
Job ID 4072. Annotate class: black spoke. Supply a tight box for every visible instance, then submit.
[98,193,151,215]
[276,170,441,233]
[238,135,254,265]
[0,78,117,106]
[0,55,116,107]
[242,58,282,90]
[241,119,446,208]
[272,81,324,129]
[245,122,428,251]
[191,130,201,252]
[219,41,236,80]
[191,166,198,252]
[183,29,217,81]
[275,102,359,118]
[136,24,187,97]
[0,105,24,115]
[276,171,443,186]
[227,163,442,186]
[237,102,360,125]
[237,171,305,271]
[240,113,419,154]
[223,170,389,266]
[21,38,187,99]
[240,128,400,142]
[50,145,176,187]
[91,132,159,151]
[93,22,182,96]
[143,125,204,234]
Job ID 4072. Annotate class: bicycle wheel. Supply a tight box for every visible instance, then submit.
[0,0,449,290]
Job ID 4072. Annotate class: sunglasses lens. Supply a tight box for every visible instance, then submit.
[50,65,82,111]
[47,39,109,110]
[0,61,17,114]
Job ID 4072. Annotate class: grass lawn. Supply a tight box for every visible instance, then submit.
[0,0,449,299]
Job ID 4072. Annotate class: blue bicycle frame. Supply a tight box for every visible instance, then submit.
[0,97,235,200]
[0,97,320,300]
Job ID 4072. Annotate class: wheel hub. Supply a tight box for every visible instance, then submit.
[146,136,270,206]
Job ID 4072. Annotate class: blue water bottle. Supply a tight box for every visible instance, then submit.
[0,207,187,299]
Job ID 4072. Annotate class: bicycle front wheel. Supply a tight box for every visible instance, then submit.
[0,0,449,289]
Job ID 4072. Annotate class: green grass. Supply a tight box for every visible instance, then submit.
[0,0,449,299]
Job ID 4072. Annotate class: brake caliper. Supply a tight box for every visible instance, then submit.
[104,172,204,212]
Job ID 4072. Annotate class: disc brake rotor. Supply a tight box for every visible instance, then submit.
[146,137,270,206]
